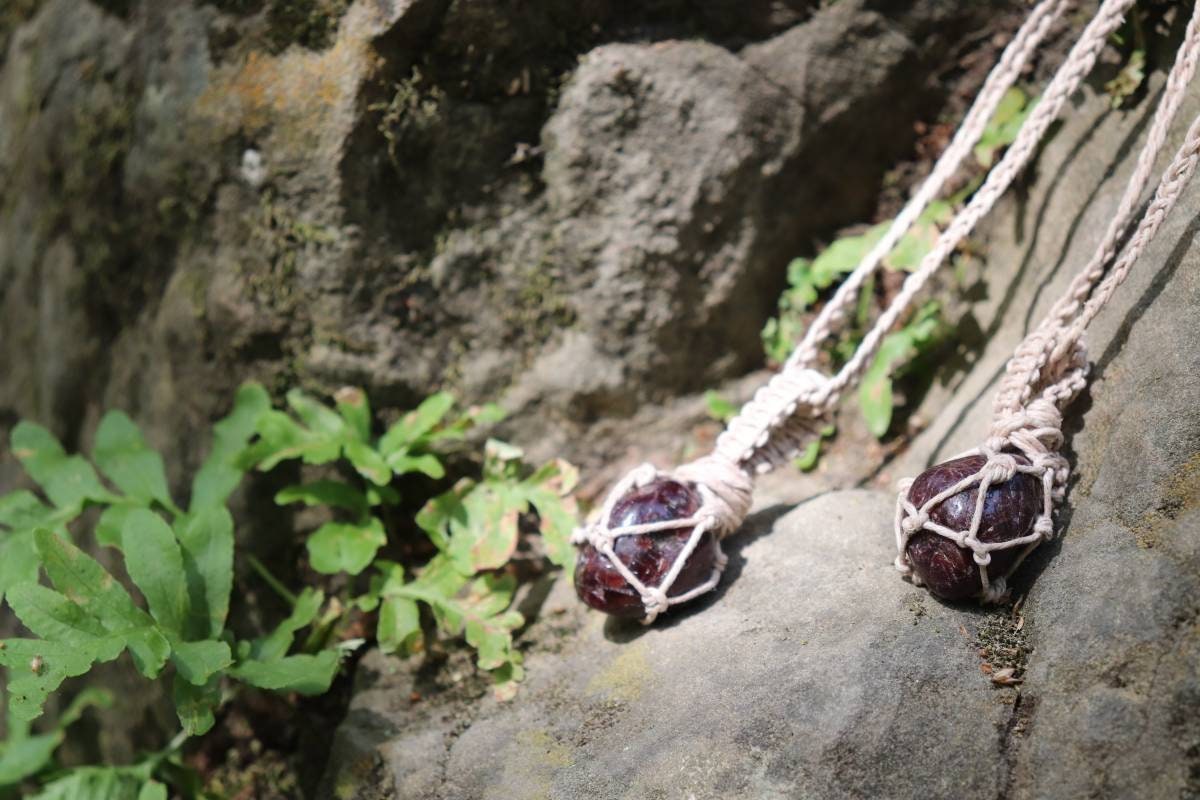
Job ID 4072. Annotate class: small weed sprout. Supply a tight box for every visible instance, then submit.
[758,90,1032,455]
[703,390,738,423]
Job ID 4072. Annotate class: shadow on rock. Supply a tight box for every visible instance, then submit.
[601,496,822,643]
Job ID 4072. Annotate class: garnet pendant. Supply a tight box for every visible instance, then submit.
[904,454,1042,601]
[574,478,717,618]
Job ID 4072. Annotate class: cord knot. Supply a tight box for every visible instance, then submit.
[901,510,929,534]
[641,588,670,623]
[1034,515,1054,539]
[714,367,834,474]
[673,454,754,537]
[984,453,1019,484]
[572,462,662,551]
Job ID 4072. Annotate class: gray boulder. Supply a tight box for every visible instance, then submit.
[0,0,1022,770]
[0,0,1015,480]
[323,491,1012,800]
[319,45,1200,800]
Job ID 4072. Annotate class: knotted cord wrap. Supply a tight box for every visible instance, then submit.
[570,457,746,623]
[574,0,1151,622]
[714,367,834,474]
[894,391,1073,604]
[672,455,755,531]
[896,2,1200,603]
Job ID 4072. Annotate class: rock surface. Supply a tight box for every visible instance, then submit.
[319,37,1200,800]
[324,491,1010,800]
[6,0,1198,796]
[0,0,1017,763]
[0,0,1015,483]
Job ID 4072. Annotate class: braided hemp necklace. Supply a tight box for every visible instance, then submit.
[571,0,1174,622]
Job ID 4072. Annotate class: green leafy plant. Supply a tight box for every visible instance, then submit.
[0,688,110,793]
[857,301,948,437]
[761,199,955,366]
[242,387,578,698]
[240,388,496,578]
[974,87,1034,168]
[21,729,197,800]
[793,424,837,472]
[28,766,168,800]
[0,382,579,792]
[703,390,737,423]
[0,384,344,743]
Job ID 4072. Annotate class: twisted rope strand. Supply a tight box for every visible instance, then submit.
[1066,109,1200,343]
[718,0,1136,473]
[1054,3,1200,331]
[896,4,1200,602]
[995,2,1200,417]
[785,0,1071,372]
[823,0,1137,407]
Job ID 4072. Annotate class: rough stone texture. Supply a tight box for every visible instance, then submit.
[322,491,1007,800]
[0,0,1014,488]
[8,0,1197,796]
[319,40,1200,800]
[0,0,1015,761]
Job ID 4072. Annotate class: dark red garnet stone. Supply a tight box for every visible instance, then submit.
[904,453,1042,601]
[574,478,717,618]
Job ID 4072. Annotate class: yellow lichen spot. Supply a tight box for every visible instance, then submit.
[585,642,650,702]
[334,386,364,407]
[192,14,374,155]
[332,753,378,800]
[517,730,573,768]
[483,730,574,800]
[1131,453,1200,548]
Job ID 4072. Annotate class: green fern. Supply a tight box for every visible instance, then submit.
[0,384,342,739]
[243,388,578,699]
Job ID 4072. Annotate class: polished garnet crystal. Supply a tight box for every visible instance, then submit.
[574,478,717,618]
[904,453,1042,601]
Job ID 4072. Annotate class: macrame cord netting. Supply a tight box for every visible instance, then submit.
[573,0,1144,622]
[895,1,1200,603]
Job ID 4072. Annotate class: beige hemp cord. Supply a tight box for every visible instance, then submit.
[574,0,1140,623]
[896,2,1200,603]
